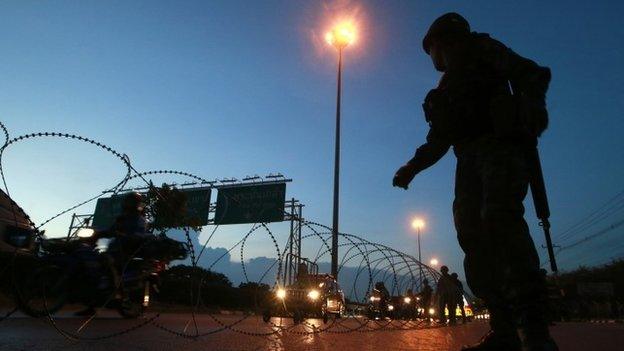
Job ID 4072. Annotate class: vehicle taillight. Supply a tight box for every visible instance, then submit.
[153,261,167,272]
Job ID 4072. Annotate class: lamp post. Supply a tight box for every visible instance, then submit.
[411,218,426,282]
[325,23,355,279]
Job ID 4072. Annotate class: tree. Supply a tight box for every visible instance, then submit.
[146,183,202,232]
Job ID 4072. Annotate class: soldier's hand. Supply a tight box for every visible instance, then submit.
[393,164,417,190]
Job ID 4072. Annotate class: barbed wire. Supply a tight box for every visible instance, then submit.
[0,121,452,346]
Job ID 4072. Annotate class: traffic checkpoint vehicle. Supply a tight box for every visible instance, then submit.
[263,264,345,324]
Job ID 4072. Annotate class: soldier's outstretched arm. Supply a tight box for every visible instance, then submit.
[393,129,450,190]
[476,34,551,98]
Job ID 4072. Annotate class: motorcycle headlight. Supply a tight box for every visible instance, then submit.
[369,296,380,302]
[403,297,411,304]
[388,304,394,311]
[307,289,320,300]
[428,308,436,315]
[276,288,286,300]
[77,228,95,238]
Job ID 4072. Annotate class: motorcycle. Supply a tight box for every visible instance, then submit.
[14,232,187,318]
[366,288,390,320]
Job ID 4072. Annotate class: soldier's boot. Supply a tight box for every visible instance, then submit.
[461,309,521,351]
[517,304,559,351]
[516,272,559,351]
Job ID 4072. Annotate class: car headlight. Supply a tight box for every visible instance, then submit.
[77,228,95,238]
[403,297,411,304]
[276,288,286,300]
[307,289,320,300]
[428,308,436,315]
[388,304,394,311]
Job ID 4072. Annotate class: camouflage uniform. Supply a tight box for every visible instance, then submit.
[396,20,554,349]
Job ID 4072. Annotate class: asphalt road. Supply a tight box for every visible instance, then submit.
[1,312,623,351]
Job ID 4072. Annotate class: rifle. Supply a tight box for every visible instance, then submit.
[527,146,558,273]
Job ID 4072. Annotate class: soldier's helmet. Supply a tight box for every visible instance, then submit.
[440,265,449,274]
[422,12,470,54]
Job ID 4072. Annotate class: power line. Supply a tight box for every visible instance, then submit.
[553,189,624,243]
[558,218,624,252]
[543,217,624,269]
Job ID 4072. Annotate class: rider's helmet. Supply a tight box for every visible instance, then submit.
[122,192,144,214]
[440,265,449,274]
[451,273,459,279]
[422,12,470,54]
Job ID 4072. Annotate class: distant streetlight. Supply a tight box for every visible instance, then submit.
[411,217,426,282]
[430,258,439,266]
[326,21,356,279]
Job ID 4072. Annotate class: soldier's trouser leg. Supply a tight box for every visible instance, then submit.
[478,145,553,348]
[439,299,447,322]
[448,300,457,323]
[454,151,515,337]
[454,142,547,344]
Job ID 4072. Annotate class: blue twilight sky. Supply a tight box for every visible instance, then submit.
[1,0,623,278]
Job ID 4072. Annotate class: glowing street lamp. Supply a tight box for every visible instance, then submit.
[326,20,356,279]
[325,22,356,49]
[430,258,439,267]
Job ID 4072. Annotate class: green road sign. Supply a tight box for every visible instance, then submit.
[92,188,212,229]
[92,195,126,229]
[180,188,211,226]
[215,183,286,225]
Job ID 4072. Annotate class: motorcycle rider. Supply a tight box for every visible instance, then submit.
[404,288,417,319]
[374,281,390,313]
[105,192,153,283]
[75,192,151,316]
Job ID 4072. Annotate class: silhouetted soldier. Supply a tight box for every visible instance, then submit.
[393,13,557,351]
[419,278,433,318]
[436,265,457,324]
[451,272,467,323]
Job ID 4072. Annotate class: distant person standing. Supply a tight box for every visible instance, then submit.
[452,272,467,323]
[419,279,433,318]
[436,266,458,324]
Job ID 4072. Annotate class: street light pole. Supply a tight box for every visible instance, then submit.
[411,218,425,284]
[325,21,355,279]
[418,226,422,283]
[331,47,343,279]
